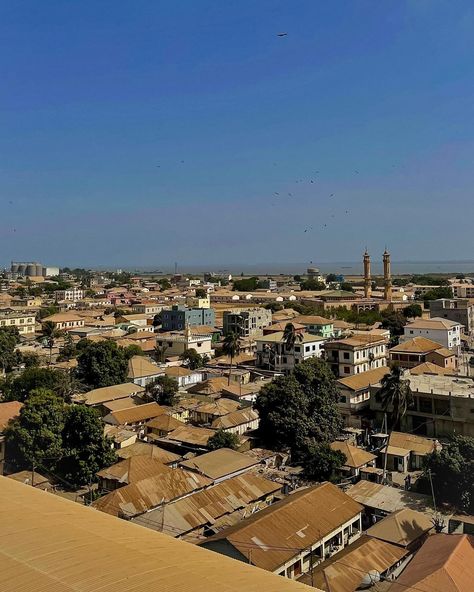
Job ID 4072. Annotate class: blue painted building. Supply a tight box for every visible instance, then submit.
[162,305,215,331]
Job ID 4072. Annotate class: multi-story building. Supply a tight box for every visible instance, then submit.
[0,311,36,335]
[291,315,335,338]
[186,295,211,309]
[156,326,213,358]
[131,303,163,315]
[223,308,272,337]
[429,298,474,336]
[161,305,215,332]
[54,288,84,302]
[451,283,474,298]
[370,372,474,438]
[324,334,388,377]
[256,332,326,373]
[402,317,462,353]
[337,366,390,428]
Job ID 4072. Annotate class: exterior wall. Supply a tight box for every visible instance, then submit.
[390,351,426,369]
[162,306,215,331]
[256,339,325,373]
[338,385,371,428]
[370,387,474,438]
[429,299,474,336]
[156,335,213,358]
[0,313,36,334]
[51,319,85,331]
[221,418,259,435]
[132,304,163,314]
[402,325,462,352]
[452,284,474,299]
[325,342,388,377]
[223,309,272,337]
[54,288,84,302]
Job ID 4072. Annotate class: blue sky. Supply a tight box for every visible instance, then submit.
[1,0,473,269]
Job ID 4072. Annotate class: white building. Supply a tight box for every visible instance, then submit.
[401,317,462,353]
[324,335,389,377]
[54,287,84,302]
[256,331,326,373]
[0,311,36,335]
[156,326,213,358]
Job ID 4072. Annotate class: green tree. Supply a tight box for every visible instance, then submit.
[195,288,207,298]
[0,327,21,374]
[123,344,145,358]
[339,282,354,292]
[232,277,259,291]
[5,389,66,471]
[326,273,338,283]
[402,304,423,319]
[293,275,302,282]
[21,352,41,368]
[76,341,129,388]
[423,435,474,513]
[422,287,453,301]
[283,323,303,351]
[57,332,76,361]
[264,302,284,312]
[154,343,168,363]
[145,375,179,406]
[37,305,60,319]
[180,348,205,370]
[381,311,406,341]
[41,320,63,364]
[255,358,343,455]
[222,332,241,385]
[376,365,413,430]
[152,313,162,328]
[59,405,116,487]
[302,442,346,482]
[207,429,240,451]
[2,367,82,403]
[158,278,172,291]
[300,279,326,291]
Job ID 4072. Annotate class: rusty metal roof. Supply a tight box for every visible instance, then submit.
[0,475,317,592]
[179,448,258,480]
[201,482,363,572]
[133,472,281,536]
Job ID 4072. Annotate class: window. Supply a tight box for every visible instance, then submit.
[344,366,350,373]
[340,395,347,403]
[294,346,300,352]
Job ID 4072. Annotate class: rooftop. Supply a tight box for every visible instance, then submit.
[103,402,165,426]
[330,441,376,469]
[390,336,445,354]
[78,382,145,406]
[96,456,169,485]
[338,366,390,392]
[405,317,463,330]
[179,448,258,480]
[116,441,182,465]
[201,482,362,572]
[0,476,312,592]
[347,481,435,515]
[256,331,326,344]
[366,508,433,547]
[0,401,23,431]
[406,373,474,399]
[127,355,163,379]
[410,362,455,376]
[165,424,216,447]
[387,533,474,592]
[211,407,259,429]
[388,431,437,456]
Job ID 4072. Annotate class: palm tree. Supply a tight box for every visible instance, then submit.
[283,323,303,351]
[154,343,168,363]
[41,321,63,365]
[377,365,413,431]
[222,332,241,385]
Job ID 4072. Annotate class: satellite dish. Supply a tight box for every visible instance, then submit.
[359,570,381,589]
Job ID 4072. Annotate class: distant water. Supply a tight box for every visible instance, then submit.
[124,261,474,276]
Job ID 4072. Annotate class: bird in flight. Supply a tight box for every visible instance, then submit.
[329,193,334,197]
[277,32,288,37]
[354,170,359,174]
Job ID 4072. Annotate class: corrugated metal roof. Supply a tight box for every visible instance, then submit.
[80,382,145,405]
[132,473,280,536]
[201,483,363,572]
[93,465,212,517]
[0,475,316,592]
[211,408,259,429]
[179,448,258,480]
[96,456,169,484]
[103,402,165,426]
[166,425,216,447]
[299,534,407,592]
[116,441,182,464]
[330,442,376,469]
[366,508,433,547]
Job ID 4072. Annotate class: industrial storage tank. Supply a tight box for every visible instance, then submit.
[17,263,26,276]
[10,262,19,274]
[34,264,44,277]
[25,264,36,277]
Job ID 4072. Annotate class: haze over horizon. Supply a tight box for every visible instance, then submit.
[1,1,474,266]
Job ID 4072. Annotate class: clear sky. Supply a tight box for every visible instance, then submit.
[1,0,474,269]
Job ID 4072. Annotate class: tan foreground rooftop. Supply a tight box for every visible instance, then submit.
[0,475,314,592]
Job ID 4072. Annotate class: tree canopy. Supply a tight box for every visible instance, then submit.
[402,304,423,319]
[422,287,453,301]
[255,357,343,458]
[232,277,259,291]
[376,365,413,430]
[423,435,474,513]
[180,348,205,370]
[207,429,240,451]
[5,389,116,488]
[145,375,179,406]
[302,442,346,482]
[1,367,82,403]
[0,326,21,374]
[76,341,129,388]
